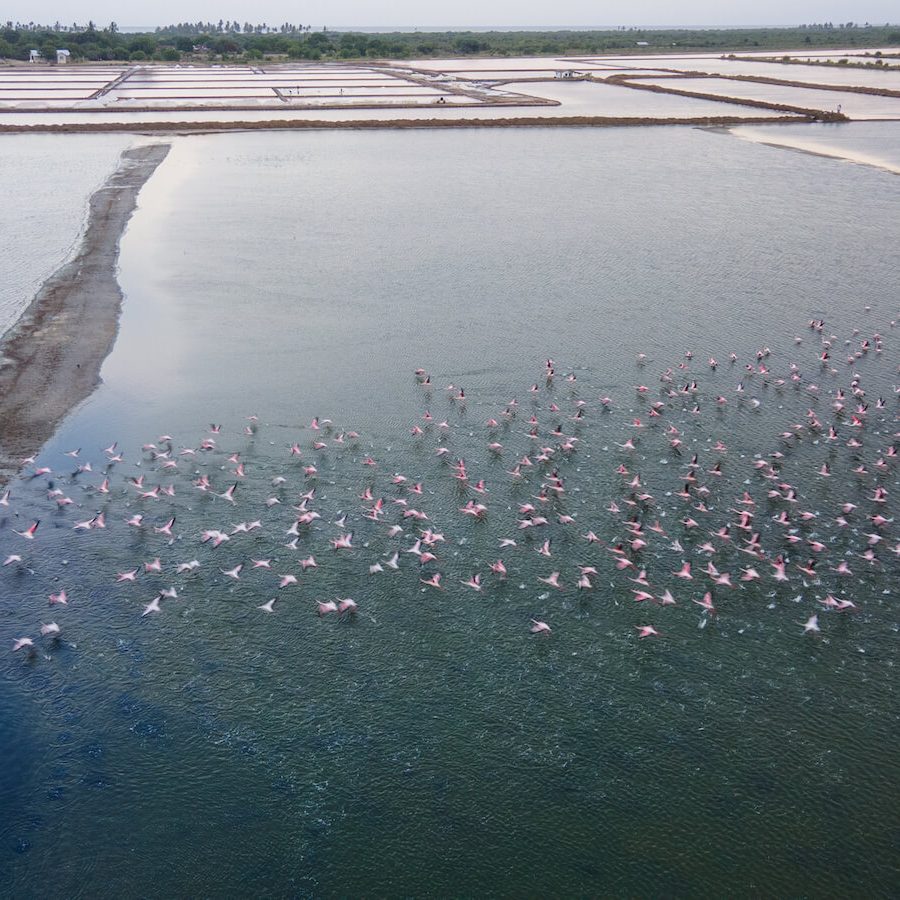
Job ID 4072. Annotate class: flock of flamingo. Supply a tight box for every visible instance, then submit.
[2,311,896,659]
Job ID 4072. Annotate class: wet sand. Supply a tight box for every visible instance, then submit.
[0,142,170,483]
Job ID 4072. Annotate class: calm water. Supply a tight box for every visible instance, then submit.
[0,81,788,126]
[733,120,900,173]
[639,77,900,120]
[587,56,900,91]
[0,134,137,337]
[1,126,898,897]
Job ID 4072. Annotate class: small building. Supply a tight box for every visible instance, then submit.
[56,49,70,64]
[29,49,41,62]
[554,70,578,79]
[635,41,650,47]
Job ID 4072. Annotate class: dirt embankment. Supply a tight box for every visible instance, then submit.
[0,114,807,136]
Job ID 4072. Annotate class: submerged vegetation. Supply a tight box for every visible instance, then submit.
[1,21,899,64]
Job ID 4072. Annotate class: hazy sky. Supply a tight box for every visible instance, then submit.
[5,1,897,28]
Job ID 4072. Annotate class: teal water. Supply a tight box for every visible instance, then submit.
[1,126,898,897]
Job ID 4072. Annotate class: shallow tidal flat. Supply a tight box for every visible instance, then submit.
[0,123,898,896]
[0,143,169,479]
[732,120,900,173]
[0,133,136,333]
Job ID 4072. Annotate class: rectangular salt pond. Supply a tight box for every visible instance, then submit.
[637,77,900,119]
[5,55,900,115]
[574,54,900,89]
[0,64,446,110]
[497,80,797,118]
[102,89,451,102]
[0,96,795,125]
[426,70,582,80]
[0,90,99,100]
[402,56,578,71]
[126,77,408,85]
[650,58,900,91]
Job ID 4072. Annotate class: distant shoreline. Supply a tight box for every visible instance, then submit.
[0,143,170,484]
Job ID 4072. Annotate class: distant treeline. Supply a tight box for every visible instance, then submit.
[1,21,899,64]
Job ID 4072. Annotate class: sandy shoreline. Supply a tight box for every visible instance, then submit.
[0,142,170,484]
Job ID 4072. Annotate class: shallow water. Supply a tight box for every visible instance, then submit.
[732,120,900,174]
[578,54,900,91]
[1,126,898,897]
[0,90,792,125]
[638,77,900,120]
[703,59,900,92]
[0,133,140,337]
[494,79,792,117]
[10,50,900,124]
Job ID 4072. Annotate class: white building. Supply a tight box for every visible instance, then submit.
[29,49,41,62]
[56,49,71,64]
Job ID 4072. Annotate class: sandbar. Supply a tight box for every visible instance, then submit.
[0,142,170,483]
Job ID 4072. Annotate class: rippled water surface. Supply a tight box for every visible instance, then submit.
[1,126,898,897]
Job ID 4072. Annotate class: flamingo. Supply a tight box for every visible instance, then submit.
[14,521,40,540]
[801,614,820,633]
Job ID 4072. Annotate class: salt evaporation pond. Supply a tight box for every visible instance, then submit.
[0,87,791,126]
[639,77,900,120]
[1,125,898,897]
[495,79,791,117]
[578,54,900,90]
